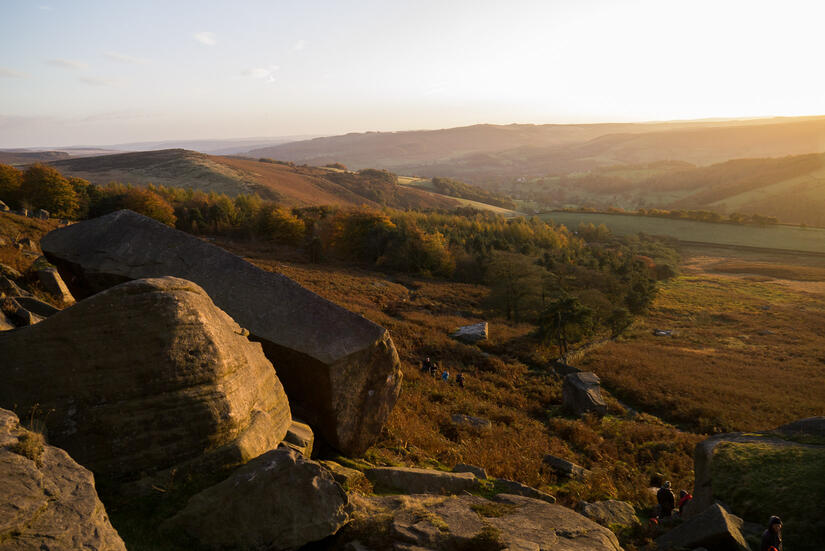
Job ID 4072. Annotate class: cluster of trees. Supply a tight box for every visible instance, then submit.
[0,162,671,357]
[430,177,517,210]
[563,206,779,226]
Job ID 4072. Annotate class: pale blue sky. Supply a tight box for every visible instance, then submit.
[1,0,823,147]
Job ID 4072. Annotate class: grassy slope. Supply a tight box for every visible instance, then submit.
[579,248,825,434]
[711,442,825,550]
[47,149,461,210]
[540,211,825,253]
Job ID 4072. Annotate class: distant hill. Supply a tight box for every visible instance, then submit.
[522,152,825,226]
[0,149,71,165]
[249,116,825,185]
[47,149,461,210]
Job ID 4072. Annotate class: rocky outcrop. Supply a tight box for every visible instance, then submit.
[281,419,314,458]
[452,463,487,479]
[14,296,59,318]
[656,503,749,551]
[36,265,75,304]
[450,321,488,344]
[41,210,402,455]
[580,499,639,529]
[0,408,126,551]
[543,454,591,480]
[450,413,492,431]
[492,478,556,504]
[365,466,480,494]
[0,297,42,326]
[162,447,350,550]
[320,460,371,492]
[0,277,291,491]
[563,371,608,416]
[343,493,623,551]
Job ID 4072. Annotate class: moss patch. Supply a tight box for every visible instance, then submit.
[711,441,825,550]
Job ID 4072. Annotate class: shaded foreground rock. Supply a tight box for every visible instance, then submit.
[656,503,749,551]
[563,371,607,416]
[365,466,480,494]
[41,210,402,455]
[36,265,75,304]
[0,408,126,551]
[580,500,639,529]
[0,277,291,491]
[162,447,350,551]
[342,493,622,551]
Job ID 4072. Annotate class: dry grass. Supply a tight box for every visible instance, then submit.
[219,238,701,511]
[582,253,825,434]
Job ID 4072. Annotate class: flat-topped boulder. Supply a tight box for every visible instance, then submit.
[580,499,639,529]
[0,277,291,491]
[365,466,480,494]
[343,493,622,550]
[41,210,402,455]
[0,408,126,551]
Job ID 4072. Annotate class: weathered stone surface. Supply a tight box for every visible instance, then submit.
[452,463,487,479]
[0,408,126,551]
[656,503,749,551]
[580,499,639,528]
[365,466,480,494]
[450,321,488,344]
[493,478,556,503]
[163,447,349,551]
[320,460,371,492]
[15,237,38,252]
[563,371,608,416]
[41,210,402,455]
[36,266,75,304]
[282,419,314,458]
[543,454,591,480]
[343,493,622,551]
[0,277,291,490]
[0,312,14,331]
[0,297,42,326]
[450,413,492,430]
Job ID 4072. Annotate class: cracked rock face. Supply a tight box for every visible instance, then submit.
[0,408,126,551]
[0,277,291,492]
[41,209,402,455]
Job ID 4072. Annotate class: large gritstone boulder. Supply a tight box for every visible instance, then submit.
[0,277,291,491]
[40,210,402,455]
[0,408,127,551]
[656,503,749,551]
[162,447,350,550]
[563,371,608,416]
[365,466,481,494]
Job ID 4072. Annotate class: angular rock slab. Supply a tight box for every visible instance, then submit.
[162,447,350,551]
[346,493,622,551]
[655,503,749,551]
[41,209,402,455]
[580,499,640,528]
[365,466,480,494]
[0,277,291,489]
[563,371,608,416]
[450,321,488,344]
[0,408,127,551]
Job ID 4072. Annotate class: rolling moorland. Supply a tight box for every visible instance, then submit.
[1,126,825,550]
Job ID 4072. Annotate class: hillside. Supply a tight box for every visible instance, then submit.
[248,116,825,184]
[524,152,825,225]
[46,149,461,210]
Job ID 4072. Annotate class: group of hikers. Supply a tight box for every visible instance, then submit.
[421,356,464,387]
[656,481,783,550]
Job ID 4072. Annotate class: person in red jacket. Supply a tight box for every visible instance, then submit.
[761,516,782,551]
[677,489,692,514]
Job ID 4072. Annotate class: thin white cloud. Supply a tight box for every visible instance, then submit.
[105,51,149,65]
[0,68,27,78]
[242,65,280,83]
[78,75,119,87]
[46,58,88,71]
[292,39,308,52]
[193,32,216,46]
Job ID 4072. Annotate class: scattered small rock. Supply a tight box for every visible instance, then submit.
[580,499,640,528]
[543,454,591,480]
[563,371,607,416]
[450,413,492,431]
[493,478,556,503]
[281,419,314,458]
[452,463,487,479]
[450,321,488,344]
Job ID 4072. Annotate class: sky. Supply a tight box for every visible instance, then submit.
[1,0,824,147]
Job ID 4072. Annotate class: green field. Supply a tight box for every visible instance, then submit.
[541,211,825,253]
